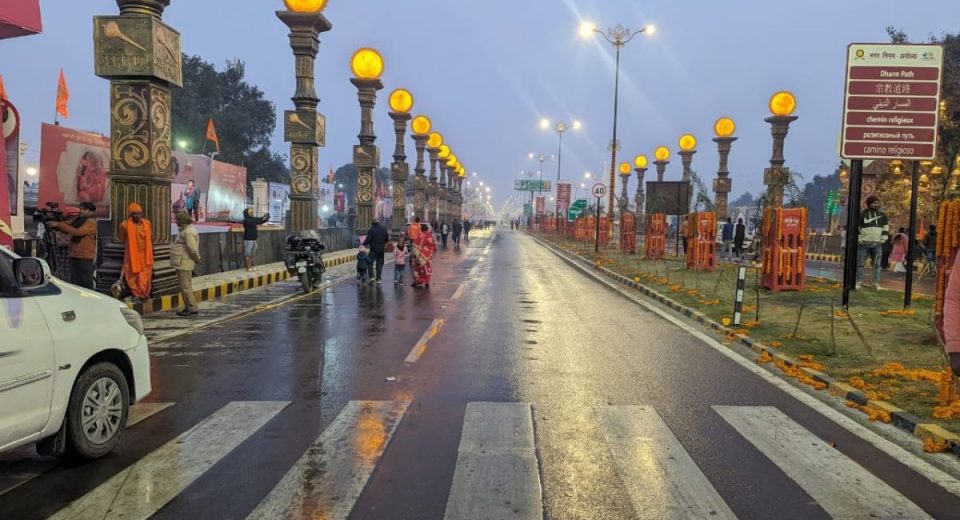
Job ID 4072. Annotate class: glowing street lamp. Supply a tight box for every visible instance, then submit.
[764,90,798,206]
[678,133,697,182]
[618,161,632,212]
[410,116,432,221]
[387,88,414,233]
[350,47,385,231]
[633,154,649,219]
[654,145,670,182]
[580,19,655,215]
[712,117,737,219]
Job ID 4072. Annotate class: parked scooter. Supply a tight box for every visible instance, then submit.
[284,230,326,293]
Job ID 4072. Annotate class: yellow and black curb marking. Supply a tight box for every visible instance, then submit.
[531,235,960,457]
[806,253,841,263]
[129,250,357,316]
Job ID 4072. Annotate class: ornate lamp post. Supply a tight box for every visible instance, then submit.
[764,91,798,206]
[277,1,331,233]
[633,154,648,224]
[678,133,697,182]
[434,145,450,224]
[93,0,184,294]
[618,162,632,212]
[654,146,670,182]
[423,131,442,222]
[442,154,457,224]
[712,117,737,220]
[349,47,384,232]
[579,20,655,215]
[387,88,413,234]
[410,117,432,224]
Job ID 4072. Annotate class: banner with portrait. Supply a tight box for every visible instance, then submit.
[206,160,247,221]
[38,123,111,218]
[171,152,211,221]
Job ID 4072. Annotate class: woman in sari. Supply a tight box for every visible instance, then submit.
[412,223,437,287]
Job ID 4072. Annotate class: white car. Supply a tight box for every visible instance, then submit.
[0,247,151,459]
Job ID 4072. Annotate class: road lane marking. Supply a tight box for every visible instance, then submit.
[451,283,467,300]
[715,406,931,519]
[0,402,177,497]
[597,405,735,519]
[247,400,409,520]
[49,401,289,520]
[535,237,960,498]
[443,402,543,520]
[404,318,445,363]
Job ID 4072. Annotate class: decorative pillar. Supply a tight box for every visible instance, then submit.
[712,136,736,220]
[634,165,648,227]
[438,164,448,225]
[94,0,182,295]
[277,8,330,233]
[764,91,799,207]
[387,89,413,234]
[411,132,429,221]
[654,160,669,182]
[618,164,631,213]
[349,48,385,233]
[426,146,439,223]
[679,150,696,182]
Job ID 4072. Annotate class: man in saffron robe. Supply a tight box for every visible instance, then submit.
[120,203,153,300]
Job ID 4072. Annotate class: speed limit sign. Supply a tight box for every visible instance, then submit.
[591,183,607,199]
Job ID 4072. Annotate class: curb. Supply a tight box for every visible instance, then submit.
[530,234,960,456]
[129,249,357,316]
[807,253,841,263]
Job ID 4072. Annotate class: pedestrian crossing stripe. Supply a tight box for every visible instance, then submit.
[10,402,941,519]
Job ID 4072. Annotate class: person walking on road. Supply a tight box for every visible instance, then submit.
[463,219,472,240]
[440,221,450,248]
[923,225,938,265]
[721,217,734,260]
[171,212,201,316]
[242,208,270,271]
[50,202,98,289]
[452,219,463,248]
[412,223,437,287]
[393,240,408,285]
[120,203,154,302]
[857,195,890,289]
[362,218,389,284]
[733,218,746,259]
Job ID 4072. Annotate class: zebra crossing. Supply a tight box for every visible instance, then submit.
[0,400,944,519]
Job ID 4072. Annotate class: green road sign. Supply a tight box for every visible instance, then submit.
[568,199,587,220]
[523,202,533,216]
[514,179,552,192]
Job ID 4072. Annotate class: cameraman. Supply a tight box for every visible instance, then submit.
[50,202,98,289]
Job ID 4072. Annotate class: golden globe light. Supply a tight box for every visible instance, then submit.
[350,48,384,80]
[388,88,414,113]
[769,91,797,117]
[447,154,457,167]
[714,117,736,138]
[427,131,443,148]
[438,145,451,159]
[284,0,328,13]
[679,133,697,152]
[655,146,670,161]
[634,154,648,169]
[619,162,632,175]
[411,115,432,135]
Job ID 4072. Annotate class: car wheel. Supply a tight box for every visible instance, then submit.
[65,362,129,459]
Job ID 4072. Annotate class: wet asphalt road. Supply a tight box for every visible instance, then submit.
[3,228,960,519]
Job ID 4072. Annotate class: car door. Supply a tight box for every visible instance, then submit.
[0,252,55,450]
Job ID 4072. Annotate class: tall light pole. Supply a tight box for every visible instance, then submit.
[349,47,384,233]
[529,153,552,226]
[580,20,655,215]
[541,118,580,230]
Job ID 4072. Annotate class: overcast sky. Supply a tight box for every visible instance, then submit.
[3,0,955,213]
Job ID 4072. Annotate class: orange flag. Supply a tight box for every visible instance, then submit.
[205,117,220,152]
[56,68,69,119]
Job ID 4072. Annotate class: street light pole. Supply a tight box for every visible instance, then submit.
[541,119,580,233]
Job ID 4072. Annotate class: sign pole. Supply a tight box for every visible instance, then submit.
[594,196,602,253]
[904,160,920,309]
[733,266,747,326]
[841,159,864,308]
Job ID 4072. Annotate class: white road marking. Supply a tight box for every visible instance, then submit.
[452,283,467,300]
[444,402,543,520]
[404,318,445,363]
[126,401,175,427]
[49,401,289,520]
[539,239,960,498]
[247,400,409,520]
[597,405,735,519]
[715,406,931,519]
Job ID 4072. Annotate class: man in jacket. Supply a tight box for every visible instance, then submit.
[50,202,98,289]
[733,217,746,259]
[362,218,389,284]
[452,219,463,248]
[857,195,890,289]
[721,217,734,260]
[242,208,270,271]
[171,212,202,316]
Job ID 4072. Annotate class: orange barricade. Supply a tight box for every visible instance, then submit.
[761,207,807,291]
[620,212,637,253]
[599,216,612,248]
[686,211,717,271]
[645,213,666,259]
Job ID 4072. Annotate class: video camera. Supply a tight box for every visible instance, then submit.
[33,202,67,224]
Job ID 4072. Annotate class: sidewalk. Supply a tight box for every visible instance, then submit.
[129,248,358,316]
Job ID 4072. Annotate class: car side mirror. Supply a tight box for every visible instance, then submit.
[13,257,51,290]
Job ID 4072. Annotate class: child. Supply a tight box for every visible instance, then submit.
[393,240,408,284]
[356,246,372,284]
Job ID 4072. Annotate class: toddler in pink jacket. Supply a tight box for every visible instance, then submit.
[393,240,408,285]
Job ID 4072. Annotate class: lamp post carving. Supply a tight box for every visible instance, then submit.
[93,0,183,295]
[678,133,697,183]
[618,162,631,212]
[654,146,670,182]
[387,89,413,234]
[277,3,331,233]
[764,91,798,206]
[410,120,432,225]
[349,48,384,232]
[421,132,441,222]
[633,154,648,229]
[712,117,737,220]
[427,143,443,223]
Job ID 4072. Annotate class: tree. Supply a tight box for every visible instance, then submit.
[731,191,755,207]
[172,55,287,194]
[802,173,842,230]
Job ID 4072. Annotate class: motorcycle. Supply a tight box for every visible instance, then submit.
[284,230,326,294]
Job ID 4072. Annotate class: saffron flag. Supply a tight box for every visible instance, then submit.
[205,117,220,152]
[56,68,69,119]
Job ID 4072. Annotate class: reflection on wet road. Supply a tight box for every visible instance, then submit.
[2,229,960,519]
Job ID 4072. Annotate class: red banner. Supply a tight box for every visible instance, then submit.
[556,182,571,216]
[206,160,247,221]
[38,123,111,218]
[535,196,545,215]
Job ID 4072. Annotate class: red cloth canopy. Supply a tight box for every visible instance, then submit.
[0,0,42,40]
